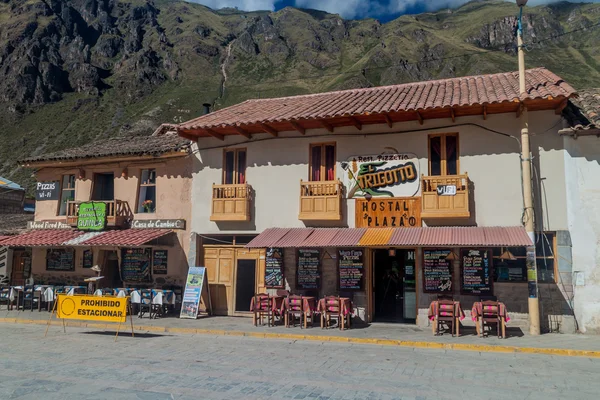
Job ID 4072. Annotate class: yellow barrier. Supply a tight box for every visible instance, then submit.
[57,294,127,323]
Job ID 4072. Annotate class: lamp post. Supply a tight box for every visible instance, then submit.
[516,0,540,336]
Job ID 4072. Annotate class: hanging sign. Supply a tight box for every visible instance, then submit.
[152,250,168,275]
[28,221,71,230]
[77,202,107,231]
[461,248,493,295]
[437,185,457,196]
[132,219,186,230]
[120,248,152,282]
[180,266,210,319]
[355,197,421,228]
[423,249,453,293]
[35,181,60,201]
[297,249,320,290]
[265,248,284,288]
[342,153,419,198]
[338,249,364,291]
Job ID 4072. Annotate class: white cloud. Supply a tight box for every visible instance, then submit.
[188,0,277,11]
[293,0,383,18]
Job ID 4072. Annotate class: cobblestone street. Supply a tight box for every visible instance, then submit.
[1,323,599,400]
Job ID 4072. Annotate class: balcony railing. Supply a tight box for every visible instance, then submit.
[66,199,131,227]
[298,179,342,221]
[421,173,470,218]
[210,183,252,222]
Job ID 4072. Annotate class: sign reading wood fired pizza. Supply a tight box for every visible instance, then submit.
[355,197,421,228]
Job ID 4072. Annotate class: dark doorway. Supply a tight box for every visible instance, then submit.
[101,250,122,288]
[10,250,31,286]
[374,249,416,323]
[92,173,114,201]
[235,259,256,312]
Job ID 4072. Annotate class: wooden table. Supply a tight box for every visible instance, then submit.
[316,297,353,330]
[280,296,316,328]
[471,302,510,338]
[428,301,465,336]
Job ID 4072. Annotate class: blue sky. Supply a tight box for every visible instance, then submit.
[191,1,600,21]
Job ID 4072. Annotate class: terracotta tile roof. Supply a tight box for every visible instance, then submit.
[0,236,11,244]
[273,228,314,248]
[246,228,291,248]
[327,228,367,247]
[0,229,86,246]
[0,213,34,235]
[20,134,192,164]
[299,228,340,247]
[81,229,172,246]
[180,68,574,132]
[561,88,600,135]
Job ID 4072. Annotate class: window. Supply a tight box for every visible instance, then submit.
[137,169,156,213]
[59,174,76,216]
[223,149,246,185]
[428,133,458,176]
[493,232,556,283]
[92,173,114,201]
[309,143,336,181]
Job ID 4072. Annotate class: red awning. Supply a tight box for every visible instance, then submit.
[0,229,86,246]
[246,227,533,248]
[81,229,172,246]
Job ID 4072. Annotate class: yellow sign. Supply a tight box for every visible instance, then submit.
[355,197,421,228]
[56,294,127,323]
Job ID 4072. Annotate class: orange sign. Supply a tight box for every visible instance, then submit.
[355,197,421,228]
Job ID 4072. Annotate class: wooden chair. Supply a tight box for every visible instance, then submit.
[285,295,305,328]
[139,289,159,319]
[0,287,11,310]
[322,296,344,330]
[22,286,37,311]
[252,294,274,327]
[480,300,501,338]
[437,294,454,301]
[436,300,456,337]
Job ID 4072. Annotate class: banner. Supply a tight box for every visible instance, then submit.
[35,181,60,201]
[180,266,210,319]
[56,294,127,323]
[77,202,107,231]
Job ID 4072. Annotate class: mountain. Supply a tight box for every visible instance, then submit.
[2,0,600,190]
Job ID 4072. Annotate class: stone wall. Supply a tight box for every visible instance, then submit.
[0,187,24,214]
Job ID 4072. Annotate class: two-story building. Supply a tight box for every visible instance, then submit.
[176,67,591,333]
[3,131,194,290]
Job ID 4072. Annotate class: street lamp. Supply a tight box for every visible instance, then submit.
[515,0,540,336]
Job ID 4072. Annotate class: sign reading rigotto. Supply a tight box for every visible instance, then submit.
[56,294,127,323]
[343,153,419,198]
[77,202,107,231]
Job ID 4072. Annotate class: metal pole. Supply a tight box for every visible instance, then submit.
[517,6,541,336]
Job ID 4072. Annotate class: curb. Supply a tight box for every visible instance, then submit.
[2,317,599,358]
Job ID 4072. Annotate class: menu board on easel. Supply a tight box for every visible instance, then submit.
[461,248,493,295]
[423,249,453,293]
[121,248,152,283]
[338,249,364,291]
[297,249,320,290]
[265,248,284,288]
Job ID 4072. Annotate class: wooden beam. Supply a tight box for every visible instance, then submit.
[383,113,393,128]
[204,128,224,141]
[483,104,487,120]
[555,98,569,115]
[233,126,251,139]
[416,111,423,125]
[289,120,306,135]
[260,123,278,137]
[516,103,524,118]
[176,128,197,141]
[320,120,334,133]
[450,108,455,122]
[349,116,362,131]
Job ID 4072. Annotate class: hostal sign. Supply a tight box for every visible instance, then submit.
[343,153,419,198]
[355,198,421,228]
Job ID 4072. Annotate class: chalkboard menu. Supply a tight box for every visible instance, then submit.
[338,249,364,291]
[152,250,168,275]
[46,248,75,271]
[297,249,320,290]
[82,249,93,268]
[121,248,152,282]
[265,248,284,288]
[423,249,453,293]
[461,248,493,295]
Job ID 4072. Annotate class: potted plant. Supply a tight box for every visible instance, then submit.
[142,199,154,213]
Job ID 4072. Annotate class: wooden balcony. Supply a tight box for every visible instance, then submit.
[211,183,252,222]
[421,173,470,218]
[66,199,131,227]
[299,180,342,221]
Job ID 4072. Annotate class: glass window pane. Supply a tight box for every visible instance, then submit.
[325,145,335,181]
[237,150,246,184]
[445,135,458,175]
[310,145,322,181]
[137,186,156,213]
[536,233,555,258]
[429,136,441,176]
[59,175,76,216]
[224,151,235,184]
[494,258,526,282]
[537,259,555,283]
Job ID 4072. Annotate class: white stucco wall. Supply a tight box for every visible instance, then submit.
[564,136,600,333]
[191,110,568,235]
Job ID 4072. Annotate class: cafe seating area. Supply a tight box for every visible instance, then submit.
[250,292,354,330]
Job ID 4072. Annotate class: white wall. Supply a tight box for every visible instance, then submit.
[191,110,568,235]
[564,136,600,333]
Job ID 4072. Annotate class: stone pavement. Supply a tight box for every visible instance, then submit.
[1,323,599,400]
[2,309,600,354]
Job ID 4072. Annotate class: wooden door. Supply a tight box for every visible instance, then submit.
[11,251,29,286]
[203,247,234,315]
[234,248,265,316]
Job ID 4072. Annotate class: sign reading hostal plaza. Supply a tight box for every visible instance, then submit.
[77,202,107,231]
[355,198,421,228]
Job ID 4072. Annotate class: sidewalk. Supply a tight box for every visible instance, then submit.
[2,309,600,357]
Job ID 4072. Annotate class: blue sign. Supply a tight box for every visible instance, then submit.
[180,267,209,319]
